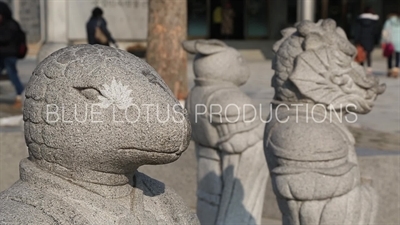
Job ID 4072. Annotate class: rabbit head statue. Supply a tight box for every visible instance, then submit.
[182,39,250,86]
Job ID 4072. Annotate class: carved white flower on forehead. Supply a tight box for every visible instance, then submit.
[98,77,133,109]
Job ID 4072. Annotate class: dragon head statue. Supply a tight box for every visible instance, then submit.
[272,19,385,114]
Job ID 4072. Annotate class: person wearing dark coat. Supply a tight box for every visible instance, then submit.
[354,6,380,73]
[0,2,24,109]
[86,7,117,47]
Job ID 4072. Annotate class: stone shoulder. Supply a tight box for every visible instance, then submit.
[0,182,57,224]
[136,172,200,225]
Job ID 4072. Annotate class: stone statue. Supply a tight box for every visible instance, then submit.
[0,45,199,225]
[264,19,386,225]
[182,39,268,225]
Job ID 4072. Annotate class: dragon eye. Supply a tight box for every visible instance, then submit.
[74,87,101,101]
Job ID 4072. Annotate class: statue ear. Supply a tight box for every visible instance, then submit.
[195,39,227,55]
[280,27,296,37]
[182,40,199,54]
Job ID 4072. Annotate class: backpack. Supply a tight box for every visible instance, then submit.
[94,20,108,45]
[383,42,394,57]
[15,26,28,59]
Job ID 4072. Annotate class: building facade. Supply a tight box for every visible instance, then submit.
[2,0,399,44]
[188,0,400,40]
[1,0,41,43]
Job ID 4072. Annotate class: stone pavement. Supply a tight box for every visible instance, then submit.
[0,46,399,224]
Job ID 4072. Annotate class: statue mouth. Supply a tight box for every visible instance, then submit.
[118,147,184,156]
[349,62,386,95]
[116,122,190,157]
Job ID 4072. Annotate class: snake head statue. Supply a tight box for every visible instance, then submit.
[24,44,191,178]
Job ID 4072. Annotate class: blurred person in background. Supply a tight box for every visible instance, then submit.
[354,6,380,74]
[382,11,400,78]
[221,2,235,39]
[86,7,118,47]
[0,2,24,109]
[212,5,222,39]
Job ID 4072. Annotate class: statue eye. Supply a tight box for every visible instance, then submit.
[74,87,101,101]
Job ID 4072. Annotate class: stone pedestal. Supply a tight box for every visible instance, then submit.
[68,0,148,41]
[37,0,68,63]
[37,43,68,64]
[37,0,149,64]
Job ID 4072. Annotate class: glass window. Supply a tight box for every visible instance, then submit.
[315,0,363,39]
[246,0,268,37]
[188,0,208,37]
[287,0,297,25]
